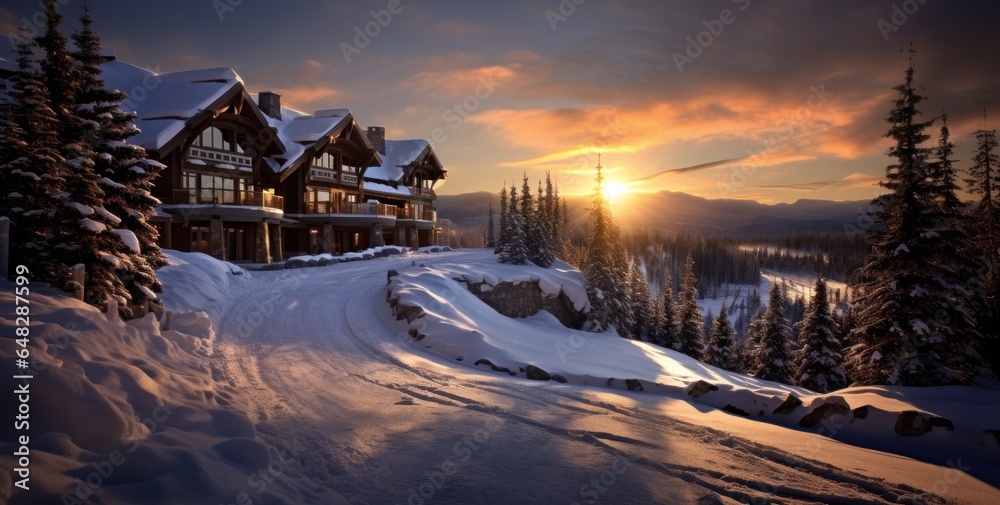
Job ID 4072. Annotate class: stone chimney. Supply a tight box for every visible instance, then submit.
[257,91,281,120]
[367,126,386,155]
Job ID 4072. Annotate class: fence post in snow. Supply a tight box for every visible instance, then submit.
[72,264,86,301]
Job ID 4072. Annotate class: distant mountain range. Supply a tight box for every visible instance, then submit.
[435,190,871,236]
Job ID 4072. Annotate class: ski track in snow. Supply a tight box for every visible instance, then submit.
[206,251,985,505]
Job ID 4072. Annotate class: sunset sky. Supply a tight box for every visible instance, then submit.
[3,0,999,203]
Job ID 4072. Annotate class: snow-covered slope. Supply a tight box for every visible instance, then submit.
[386,250,1000,488]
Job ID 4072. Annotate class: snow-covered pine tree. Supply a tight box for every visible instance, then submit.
[675,252,704,358]
[704,300,738,371]
[546,172,562,258]
[965,116,1000,374]
[749,283,795,384]
[495,184,509,256]
[34,5,131,311]
[625,256,653,341]
[847,58,982,386]
[73,6,166,312]
[530,179,555,267]
[583,155,629,331]
[794,278,846,393]
[657,270,679,348]
[500,185,528,265]
[485,198,496,249]
[5,36,66,283]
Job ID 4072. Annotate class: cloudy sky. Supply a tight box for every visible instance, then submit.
[3,0,998,202]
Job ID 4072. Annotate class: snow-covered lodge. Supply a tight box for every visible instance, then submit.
[0,48,446,264]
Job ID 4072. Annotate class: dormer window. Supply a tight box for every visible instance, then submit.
[195,126,232,151]
[313,152,337,169]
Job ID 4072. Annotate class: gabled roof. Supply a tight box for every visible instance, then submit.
[100,61,263,155]
[258,102,382,182]
[365,139,445,184]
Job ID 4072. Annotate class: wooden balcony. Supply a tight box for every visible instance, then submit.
[304,201,398,217]
[396,206,437,221]
[408,186,436,199]
[173,189,284,210]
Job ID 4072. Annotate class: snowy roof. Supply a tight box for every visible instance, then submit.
[256,100,382,178]
[258,103,351,174]
[365,139,432,183]
[363,180,412,197]
[101,61,243,152]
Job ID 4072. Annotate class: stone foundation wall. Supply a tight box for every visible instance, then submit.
[460,279,587,329]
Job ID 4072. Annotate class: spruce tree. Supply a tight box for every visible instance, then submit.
[795,278,846,393]
[626,256,653,341]
[658,270,679,349]
[965,118,1000,374]
[73,6,166,311]
[529,179,555,267]
[749,283,795,384]
[495,185,509,256]
[485,199,496,249]
[500,185,528,265]
[6,37,65,283]
[675,252,704,358]
[36,0,79,144]
[705,300,738,371]
[847,58,983,386]
[583,155,629,329]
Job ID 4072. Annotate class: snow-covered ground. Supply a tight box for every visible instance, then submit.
[3,249,998,504]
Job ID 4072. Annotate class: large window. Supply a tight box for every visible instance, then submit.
[313,152,337,169]
[342,157,359,174]
[181,171,248,204]
[194,126,233,151]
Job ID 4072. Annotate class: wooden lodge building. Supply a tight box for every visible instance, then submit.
[89,59,446,263]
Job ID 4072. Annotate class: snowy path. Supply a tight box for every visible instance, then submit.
[207,251,997,504]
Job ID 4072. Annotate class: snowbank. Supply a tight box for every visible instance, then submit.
[0,254,337,504]
[385,250,1000,477]
[157,250,248,319]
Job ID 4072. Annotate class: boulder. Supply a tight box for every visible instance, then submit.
[798,398,850,428]
[685,380,719,398]
[929,416,955,431]
[772,394,803,415]
[551,374,568,384]
[474,358,515,376]
[895,411,932,436]
[284,259,306,269]
[723,404,750,417]
[387,269,399,284]
[853,405,870,420]
[524,364,551,381]
[625,379,644,392]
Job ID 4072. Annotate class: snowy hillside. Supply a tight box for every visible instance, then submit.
[4,249,998,504]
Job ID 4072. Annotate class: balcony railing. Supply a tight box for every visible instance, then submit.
[396,206,437,221]
[304,201,398,217]
[188,146,253,169]
[408,186,436,199]
[173,189,284,210]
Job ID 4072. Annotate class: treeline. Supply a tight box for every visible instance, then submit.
[0,3,164,318]
[742,233,867,284]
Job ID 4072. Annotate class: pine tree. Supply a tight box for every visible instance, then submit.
[73,6,166,312]
[36,0,79,144]
[583,155,629,330]
[529,179,555,267]
[546,172,562,258]
[705,300,738,371]
[965,116,1000,374]
[675,252,704,358]
[485,198,496,249]
[657,270,679,348]
[795,278,846,393]
[847,57,983,386]
[5,36,65,283]
[626,256,653,341]
[495,184,508,256]
[500,185,528,265]
[749,283,795,384]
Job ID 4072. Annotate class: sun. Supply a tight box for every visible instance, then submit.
[604,180,629,202]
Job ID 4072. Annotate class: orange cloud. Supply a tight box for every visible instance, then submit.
[272,85,343,111]
[399,64,518,98]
